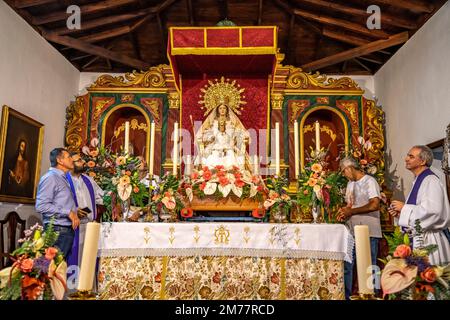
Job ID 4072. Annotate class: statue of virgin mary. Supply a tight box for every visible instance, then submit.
[193,77,250,170]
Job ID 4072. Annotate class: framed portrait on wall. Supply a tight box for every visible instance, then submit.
[0,105,44,203]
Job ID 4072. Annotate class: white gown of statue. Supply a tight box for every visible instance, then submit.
[194,106,249,170]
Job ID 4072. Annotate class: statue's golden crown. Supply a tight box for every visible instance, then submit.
[198,76,246,116]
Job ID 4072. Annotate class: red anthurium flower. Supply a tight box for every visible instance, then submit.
[181,208,193,218]
[252,208,265,219]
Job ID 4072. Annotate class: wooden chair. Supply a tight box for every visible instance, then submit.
[0,211,26,269]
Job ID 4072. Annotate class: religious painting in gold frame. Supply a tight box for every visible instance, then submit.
[0,105,44,203]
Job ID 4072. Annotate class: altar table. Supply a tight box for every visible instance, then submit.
[97,222,353,300]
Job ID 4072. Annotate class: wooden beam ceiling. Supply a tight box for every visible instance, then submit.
[186,0,195,26]
[296,0,417,29]
[293,9,390,39]
[302,32,409,71]
[14,0,56,8]
[322,28,391,55]
[43,33,150,70]
[32,0,138,25]
[373,0,433,14]
[49,9,155,36]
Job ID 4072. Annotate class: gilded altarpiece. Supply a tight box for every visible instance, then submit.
[65,65,178,176]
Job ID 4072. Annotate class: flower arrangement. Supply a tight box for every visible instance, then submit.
[181,165,266,202]
[380,221,450,300]
[80,138,116,185]
[343,136,383,183]
[296,147,346,222]
[0,221,67,300]
[149,173,184,220]
[101,154,148,221]
[263,175,294,221]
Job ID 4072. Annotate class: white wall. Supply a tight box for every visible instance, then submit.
[374,2,450,198]
[0,2,80,225]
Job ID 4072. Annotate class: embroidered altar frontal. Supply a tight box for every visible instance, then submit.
[97,223,352,300]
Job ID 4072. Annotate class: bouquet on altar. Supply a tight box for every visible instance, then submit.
[263,175,294,214]
[180,165,266,202]
[296,147,346,222]
[345,135,383,183]
[149,172,184,215]
[380,221,450,300]
[0,220,67,300]
[80,138,116,185]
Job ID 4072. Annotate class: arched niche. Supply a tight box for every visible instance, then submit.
[300,106,350,171]
[99,104,151,163]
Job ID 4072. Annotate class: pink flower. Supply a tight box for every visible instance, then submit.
[162,196,176,210]
[203,171,212,181]
[191,172,199,180]
[393,244,412,259]
[45,247,58,260]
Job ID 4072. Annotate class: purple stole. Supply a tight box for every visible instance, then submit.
[66,173,96,267]
[406,168,436,205]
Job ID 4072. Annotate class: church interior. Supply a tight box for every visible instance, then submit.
[0,0,450,302]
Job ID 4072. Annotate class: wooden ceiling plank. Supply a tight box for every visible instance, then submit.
[257,0,263,25]
[14,0,56,8]
[373,0,433,14]
[186,0,195,25]
[78,25,132,43]
[353,58,372,73]
[296,0,416,29]
[43,33,149,70]
[33,0,138,25]
[294,8,390,39]
[323,28,391,55]
[302,32,408,71]
[49,9,154,35]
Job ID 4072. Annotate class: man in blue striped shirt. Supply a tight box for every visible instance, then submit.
[36,148,80,258]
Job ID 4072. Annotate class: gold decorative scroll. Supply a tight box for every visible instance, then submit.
[271,93,284,110]
[90,65,167,89]
[365,99,385,185]
[286,67,362,91]
[113,119,148,138]
[303,124,337,141]
[214,225,230,245]
[65,96,86,152]
[121,94,135,102]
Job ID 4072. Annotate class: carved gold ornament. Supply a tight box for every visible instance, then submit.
[214,225,230,245]
[114,118,148,138]
[286,67,361,90]
[198,76,246,116]
[94,98,114,121]
[365,99,385,184]
[141,99,160,122]
[290,100,309,123]
[90,65,167,89]
[168,92,180,109]
[271,93,284,110]
[303,124,336,141]
[121,94,135,102]
[339,101,358,126]
[65,96,86,152]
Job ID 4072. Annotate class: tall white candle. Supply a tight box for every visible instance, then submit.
[149,121,155,176]
[124,121,130,154]
[253,154,259,175]
[294,120,299,177]
[77,222,101,291]
[173,122,178,176]
[354,225,374,295]
[186,155,192,176]
[275,122,280,175]
[315,121,320,153]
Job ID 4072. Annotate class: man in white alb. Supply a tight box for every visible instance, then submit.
[389,145,450,265]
